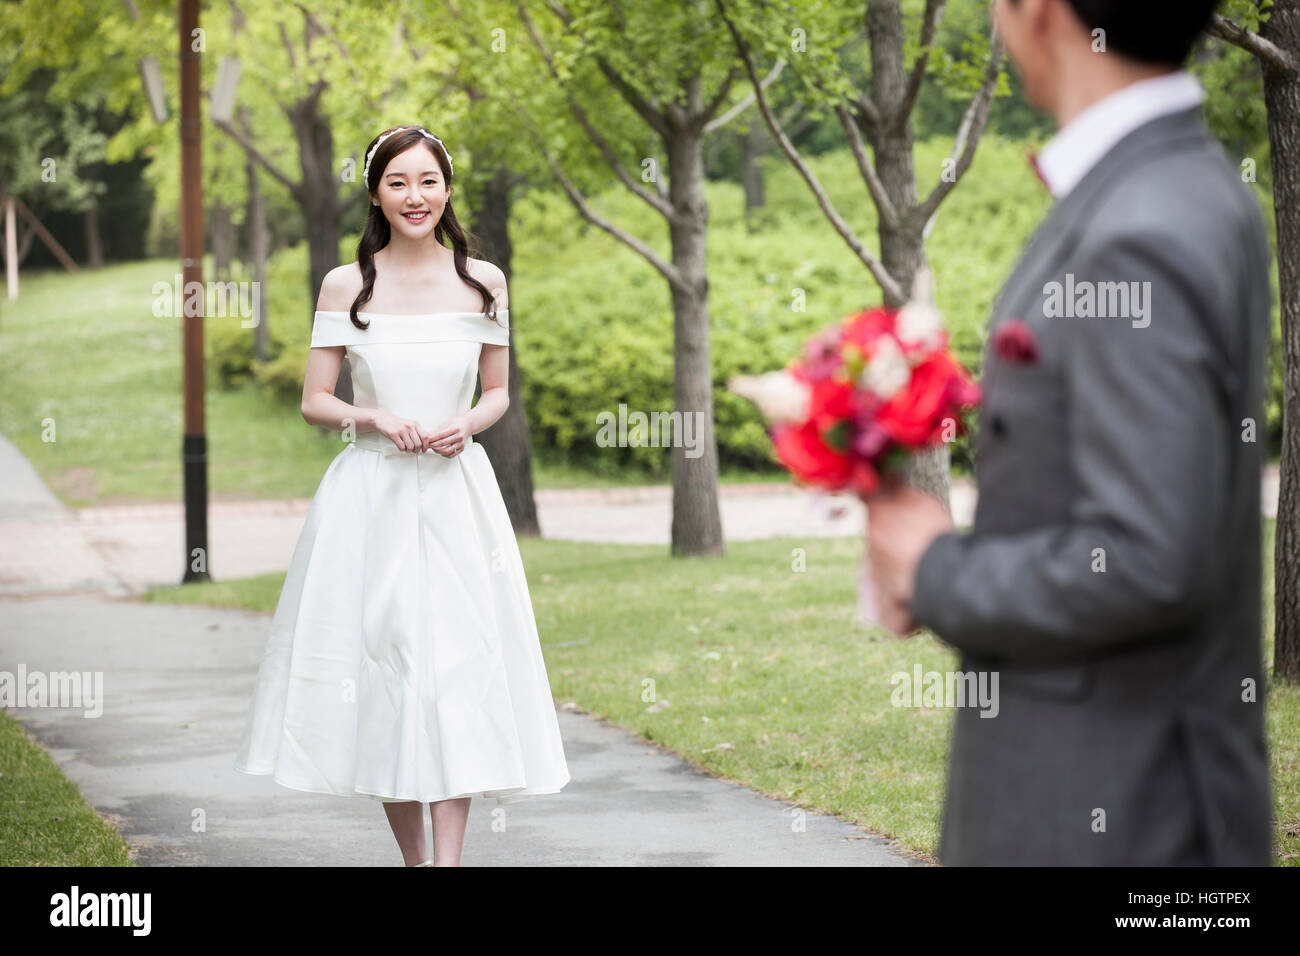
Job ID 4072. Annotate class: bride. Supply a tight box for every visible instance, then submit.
[233,125,570,866]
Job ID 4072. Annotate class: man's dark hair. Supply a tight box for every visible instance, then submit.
[1059,0,1220,65]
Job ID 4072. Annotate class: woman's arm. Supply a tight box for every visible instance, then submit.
[467,343,510,434]
[470,268,511,434]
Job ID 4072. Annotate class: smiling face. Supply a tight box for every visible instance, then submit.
[371,142,450,236]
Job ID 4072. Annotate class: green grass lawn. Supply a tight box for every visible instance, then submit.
[0,710,135,866]
[144,521,1300,866]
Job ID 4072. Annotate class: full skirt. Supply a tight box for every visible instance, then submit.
[233,435,571,805]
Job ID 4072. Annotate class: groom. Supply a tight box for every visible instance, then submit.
[867,0,1273,865]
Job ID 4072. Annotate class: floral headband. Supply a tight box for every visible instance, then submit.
[362,126,454,185]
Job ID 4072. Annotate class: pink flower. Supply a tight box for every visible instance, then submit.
[993,318,1039,364]
[801,327,846,381]
[850,420,890,459]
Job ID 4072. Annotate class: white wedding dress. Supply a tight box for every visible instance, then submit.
[234,308,570,805]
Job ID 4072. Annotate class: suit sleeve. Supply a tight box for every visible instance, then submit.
[910,231,1232,665]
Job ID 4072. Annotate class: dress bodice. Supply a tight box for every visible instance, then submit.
[310,310,509,432]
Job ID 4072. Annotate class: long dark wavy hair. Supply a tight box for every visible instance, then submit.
[349,126,498,330]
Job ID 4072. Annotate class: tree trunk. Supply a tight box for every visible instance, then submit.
[286,87,350,404]
[85,202,103,268]
[211,200,234,278]
[1264,1,1300,682]
[867,0,951,504]
[667,127,724,556]
[471,166,541,536]
[244,107,272,363]
[742,120,766,231]
[2,192,14,300]
[17,223,35,264]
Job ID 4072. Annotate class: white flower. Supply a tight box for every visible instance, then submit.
[861,334,910,399]
[727,371,810,424]
[896,301,943,351]
[895,266,944,354]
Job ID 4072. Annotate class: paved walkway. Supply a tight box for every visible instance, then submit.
[0,434,917,865]
[1,597,915,866]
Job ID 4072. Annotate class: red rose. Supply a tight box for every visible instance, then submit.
[876,351,976,446]
[804,376,855,436]
[842,307,894,351]
[993,318,1039,364]
[772,421,851,488]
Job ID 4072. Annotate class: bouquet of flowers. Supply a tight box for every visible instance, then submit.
[728,269,980,626]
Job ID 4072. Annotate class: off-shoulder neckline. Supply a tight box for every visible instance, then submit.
[315,309,507,317]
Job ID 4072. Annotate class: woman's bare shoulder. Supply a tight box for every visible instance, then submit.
[467,257,508,307]
[316,262,364,311]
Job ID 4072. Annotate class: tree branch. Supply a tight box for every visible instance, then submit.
[714,0,903,304]
[704,59,784,134]
[533,127,686,294]
[339,183,370,222]
[214,116,301,195]
[278,21,298,75]
[915,28,1003,229]
[700,64,742,126]
[591,59,674,141]
[852,88,882,133]
[516,3,679,221]
[829,27,880,130]
[539,0,673,139]
[895,0,946,129]
[834,103,900,229]
[502,8,682,289]
[1209,12,1300,75]
[286,2,369,103]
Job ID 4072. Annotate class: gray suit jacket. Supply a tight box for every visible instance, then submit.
[911,106,1273,865]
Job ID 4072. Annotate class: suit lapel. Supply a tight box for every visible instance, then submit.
[977,108,1211,408]
[990,107,1211,333]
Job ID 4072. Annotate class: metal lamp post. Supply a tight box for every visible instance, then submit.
[178,0,209,584]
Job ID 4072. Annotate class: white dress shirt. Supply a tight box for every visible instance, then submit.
[1035,70,1206,200]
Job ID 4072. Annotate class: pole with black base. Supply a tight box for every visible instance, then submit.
[182,433,209,582]
[179,0,210,584]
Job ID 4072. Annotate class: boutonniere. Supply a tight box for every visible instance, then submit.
[992,317,1039,365]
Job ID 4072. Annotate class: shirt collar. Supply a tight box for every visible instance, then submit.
[1035,71,1206,200]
